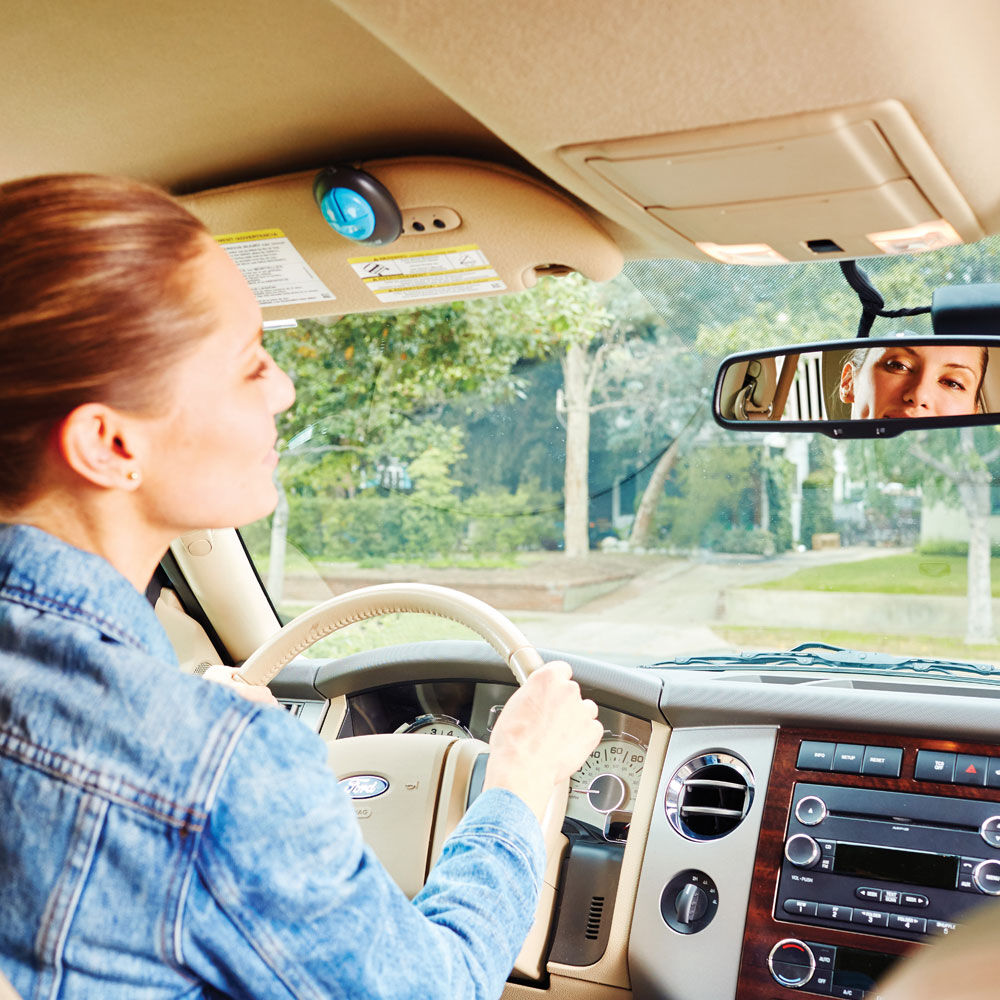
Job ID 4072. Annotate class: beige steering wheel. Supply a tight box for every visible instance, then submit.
[235,582,564,982]
[237,582,544,686]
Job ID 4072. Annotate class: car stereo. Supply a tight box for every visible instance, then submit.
[776,781,1000,943]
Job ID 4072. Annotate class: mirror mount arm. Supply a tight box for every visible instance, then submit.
[839,260,931,338]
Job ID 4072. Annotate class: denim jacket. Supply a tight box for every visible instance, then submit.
[0,525,545,999]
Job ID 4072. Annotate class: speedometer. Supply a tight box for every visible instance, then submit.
[395,714,472,738]
[567,731,646,829]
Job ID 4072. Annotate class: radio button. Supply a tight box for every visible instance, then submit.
[889,913,927,934]
[914,750,956,783]
[856,887,882,902]
[783,898,819,917]
[955,754,988,787]
[795,795,828,826]
[831,986,864,999]
[852,908,889,928]
[785,834,821,868]
[980,815,1000,848]
[862,746,902,778]
[798,741,836,771]
[833,743,865,775]
[973,859,1000,895]
[817,903,854,922]
[928,919,958,936]
[986,760,1000,789]
[902,892,929,907]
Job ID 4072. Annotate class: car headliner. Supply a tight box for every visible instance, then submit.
[5,0,1000,264]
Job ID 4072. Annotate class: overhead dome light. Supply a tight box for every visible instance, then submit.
[696,242,789,266]
[866,219,962,255]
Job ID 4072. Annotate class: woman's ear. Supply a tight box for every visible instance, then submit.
[56,403,141,490]
[839,362,855,404]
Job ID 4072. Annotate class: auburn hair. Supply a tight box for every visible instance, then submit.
[0,174,215,509]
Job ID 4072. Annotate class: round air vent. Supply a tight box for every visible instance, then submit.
[664,752,754,841]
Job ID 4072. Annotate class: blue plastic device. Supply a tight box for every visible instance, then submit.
[313,166,402,246]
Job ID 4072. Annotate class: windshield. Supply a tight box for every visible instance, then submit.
[241,239,1000,672]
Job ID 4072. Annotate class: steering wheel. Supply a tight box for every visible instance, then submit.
[235,582,566,981]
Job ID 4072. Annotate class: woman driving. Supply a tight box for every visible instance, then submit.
[0,174,603,999]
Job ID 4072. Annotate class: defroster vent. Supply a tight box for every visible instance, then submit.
[665,752,754,841]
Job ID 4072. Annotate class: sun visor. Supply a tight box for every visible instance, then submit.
[559,101,982,264]
[180,157,623,320]
[932,284,1000,336]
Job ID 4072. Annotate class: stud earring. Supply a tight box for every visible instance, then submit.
[126,470,140,483]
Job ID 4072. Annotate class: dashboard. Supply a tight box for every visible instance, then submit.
[271,640,1000,1000]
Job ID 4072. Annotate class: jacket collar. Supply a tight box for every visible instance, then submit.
[0,523,177,664]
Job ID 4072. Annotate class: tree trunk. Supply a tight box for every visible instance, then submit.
[267,474,289,609]
[958,429,995,645]
[629,437,681,549]
[562,342,591,558]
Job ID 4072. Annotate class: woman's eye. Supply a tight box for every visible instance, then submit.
[942,378,967,391]
[883,358,909,372]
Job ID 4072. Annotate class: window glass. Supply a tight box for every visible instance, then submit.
[242,242,1000,669]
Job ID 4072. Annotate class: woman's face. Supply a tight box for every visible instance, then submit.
[132,237,295,536]
[839,344,985,419]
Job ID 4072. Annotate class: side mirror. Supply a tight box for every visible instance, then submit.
[714,336,1000,439]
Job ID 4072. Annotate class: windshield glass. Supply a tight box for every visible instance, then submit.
[242,239,1000,671]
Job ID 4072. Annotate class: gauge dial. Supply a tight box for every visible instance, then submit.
[395,714,472,738]
[567,732,647,828]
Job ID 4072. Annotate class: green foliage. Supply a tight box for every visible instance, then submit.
[650,439,792,554]
[464,480,560,556]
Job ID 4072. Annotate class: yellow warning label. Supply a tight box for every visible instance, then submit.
[347,244,479,264]
[215,229,286,244]
[348,244,505,303]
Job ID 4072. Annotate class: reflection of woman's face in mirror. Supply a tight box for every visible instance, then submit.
[839,344,988,419]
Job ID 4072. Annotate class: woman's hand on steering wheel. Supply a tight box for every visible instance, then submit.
[483,661,603,822]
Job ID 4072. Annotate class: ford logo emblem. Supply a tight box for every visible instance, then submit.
[340,775,389,799]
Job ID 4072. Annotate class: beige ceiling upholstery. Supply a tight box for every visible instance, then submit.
[5,0,1000,270]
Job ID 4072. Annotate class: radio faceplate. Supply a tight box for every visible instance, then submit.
[736,727,1000,1000]
[778,782,1000,940]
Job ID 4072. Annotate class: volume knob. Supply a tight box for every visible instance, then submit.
[784,833,821,868]
[973,859,1000,895]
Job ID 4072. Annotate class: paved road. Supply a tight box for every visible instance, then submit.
[509,547,906,665]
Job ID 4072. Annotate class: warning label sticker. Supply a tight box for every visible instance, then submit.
[348,244,506,303]
[216,230,336,308]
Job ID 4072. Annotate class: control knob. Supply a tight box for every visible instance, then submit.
[973,859,1000,895]
[794,795,828,826]
[768,938,816,988]
[784,833,821,868]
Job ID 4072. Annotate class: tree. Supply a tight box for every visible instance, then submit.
[467,276,628,557]
[910,428,1000,644]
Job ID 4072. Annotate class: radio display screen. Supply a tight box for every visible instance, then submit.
[834,842,958,890]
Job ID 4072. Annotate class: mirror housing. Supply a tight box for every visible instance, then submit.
[714,335,1000,439]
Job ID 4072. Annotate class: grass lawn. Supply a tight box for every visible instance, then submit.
[716,625,1000,666]
[758,553,1000,597]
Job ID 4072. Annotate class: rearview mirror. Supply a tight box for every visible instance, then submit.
[714,336,1000,438]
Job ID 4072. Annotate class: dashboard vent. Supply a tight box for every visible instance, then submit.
[665,753,754,841]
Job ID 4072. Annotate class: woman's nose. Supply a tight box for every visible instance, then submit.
[269,362,296,415]
[903,373,934,407]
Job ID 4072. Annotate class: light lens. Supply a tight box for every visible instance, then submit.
[866,219,962,255]
[695,241,789,266]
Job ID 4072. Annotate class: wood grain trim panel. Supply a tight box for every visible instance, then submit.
[736,727,1000,1000]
